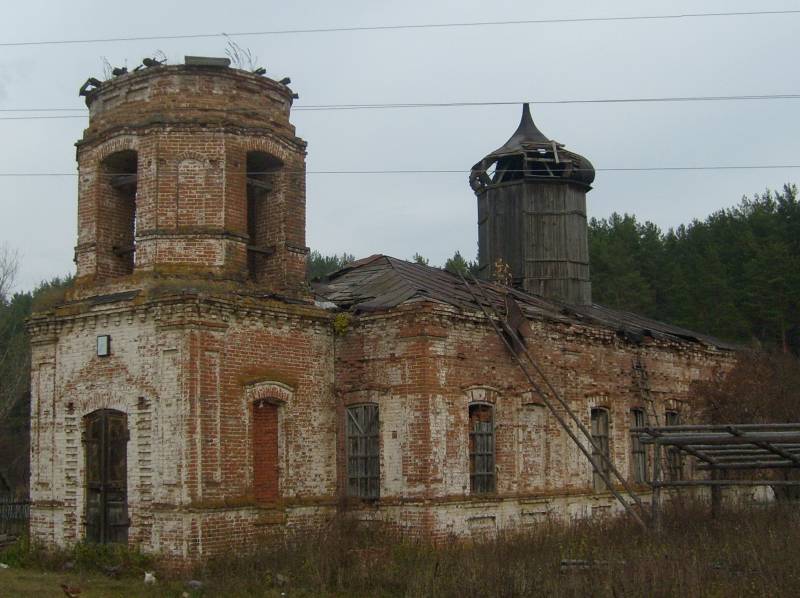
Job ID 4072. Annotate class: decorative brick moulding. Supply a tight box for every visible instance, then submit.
[28,58,735,561]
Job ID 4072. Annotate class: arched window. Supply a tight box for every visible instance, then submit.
[252,399,279,502]
[630,408,647,483]
[246,151,283,281]
[345,404,379,499]
[101,150,138,276]
[591,408,610,492]
[665,410,683,480]
[469,404,495,494]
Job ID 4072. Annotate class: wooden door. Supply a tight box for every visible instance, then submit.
[85,409,129,544]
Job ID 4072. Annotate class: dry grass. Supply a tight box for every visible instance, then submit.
[193,501,800,597]
[3,501,799,597]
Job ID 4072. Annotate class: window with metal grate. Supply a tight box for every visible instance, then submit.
[469,404,495,494]
[630,409,648,483]
[591,408,611,492]
[346,404,380,499]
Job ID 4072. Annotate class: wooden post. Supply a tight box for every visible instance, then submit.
[653,440,662,530]
[711,468,722,519]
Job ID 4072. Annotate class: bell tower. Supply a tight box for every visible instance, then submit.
[28,57,335,557]
[74,56,308,298]
[470,104,594,305]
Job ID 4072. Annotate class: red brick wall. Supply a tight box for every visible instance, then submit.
[73,65,308,299]
[334,302,733,534]
[252,401,279,502]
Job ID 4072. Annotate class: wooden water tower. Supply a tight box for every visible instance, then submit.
[470,104,594,305]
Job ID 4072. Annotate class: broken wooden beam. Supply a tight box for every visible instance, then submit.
[247,245,276,256]
[109,173,137,191]
[247,177,273,192]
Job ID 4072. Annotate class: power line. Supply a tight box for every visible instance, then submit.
[1,10,798,48]
[2,93,800,120]
[1,165,799,177]
[0,108,85,112]
[0,115,86,121]
[296,94,800,110]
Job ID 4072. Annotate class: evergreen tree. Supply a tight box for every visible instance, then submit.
[444,250,479,277]
[307,251,355,281]
[589,183,799,349]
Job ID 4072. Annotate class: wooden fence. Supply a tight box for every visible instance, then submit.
[0,492,29,538]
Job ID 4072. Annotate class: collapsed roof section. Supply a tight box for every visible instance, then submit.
[313,254,737,350]
[469,103,595,192]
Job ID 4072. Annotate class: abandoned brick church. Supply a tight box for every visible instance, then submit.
[27,58,733,559]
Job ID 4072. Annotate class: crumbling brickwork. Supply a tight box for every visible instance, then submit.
[28,58,735,560]
[29,294,337,558]
[334,303,732,537]
[73,63,308,299]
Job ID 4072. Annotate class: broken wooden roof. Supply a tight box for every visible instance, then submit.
[469,104,596,190]
[634,423,800,475]
[489,102,552,155]
[313,254,737,350]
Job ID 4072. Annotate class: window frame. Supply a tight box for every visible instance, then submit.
[590,407,611,492]
[630,408,648,483]
[665,410,684,480]
[345,403,380,500]
[469,403,496,494]
[251,399,280,503]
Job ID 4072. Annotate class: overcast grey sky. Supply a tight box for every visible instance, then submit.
[1,0,799,290]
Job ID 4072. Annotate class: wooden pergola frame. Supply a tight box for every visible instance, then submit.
[634,423,800,528]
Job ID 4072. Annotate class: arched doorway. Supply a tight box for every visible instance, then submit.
[84,409,129,544]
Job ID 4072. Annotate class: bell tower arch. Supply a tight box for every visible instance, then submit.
[74,56,308,298]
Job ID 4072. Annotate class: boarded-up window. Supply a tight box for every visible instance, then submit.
[252,400,279,502]
[591,408,610,492]
[665,410,683,480]
[469,404,495,493]
[346,404,379,499]
[630,409,647,483]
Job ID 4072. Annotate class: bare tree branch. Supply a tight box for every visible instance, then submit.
[0,243,19,302]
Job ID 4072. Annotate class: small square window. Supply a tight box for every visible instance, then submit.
[96,335,111,357]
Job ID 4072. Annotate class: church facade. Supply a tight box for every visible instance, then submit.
[28,58,733,560]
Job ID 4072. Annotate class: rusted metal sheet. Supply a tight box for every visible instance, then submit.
[314,254,736,350]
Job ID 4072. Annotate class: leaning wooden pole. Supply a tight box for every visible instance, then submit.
[652,440,663,530]
[458,273,648,529]
[464,273,649,519]
[509,312,649,515]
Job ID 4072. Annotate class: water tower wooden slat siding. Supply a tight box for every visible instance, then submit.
[470,104,594,305]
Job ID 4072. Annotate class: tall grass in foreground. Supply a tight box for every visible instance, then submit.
[194,501,800,597]
[3,502,798,596]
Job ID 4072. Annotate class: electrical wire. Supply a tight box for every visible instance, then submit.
[1,165,799,178]
[1,10,798,47]
[2,93,800,120]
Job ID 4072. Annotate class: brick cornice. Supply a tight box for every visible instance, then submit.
[344,300,733,358]
[27,291,334,340]
[77,122,306,155]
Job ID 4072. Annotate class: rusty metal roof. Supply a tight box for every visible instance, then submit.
[313,254,737,350]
